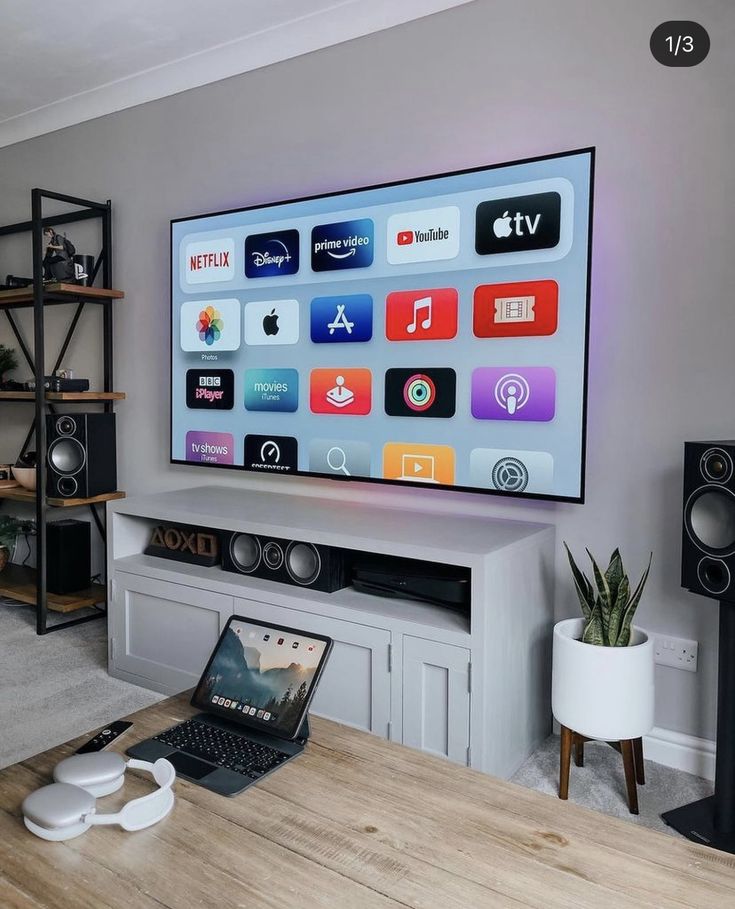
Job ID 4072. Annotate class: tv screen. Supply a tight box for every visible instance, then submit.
[171,148,593,502]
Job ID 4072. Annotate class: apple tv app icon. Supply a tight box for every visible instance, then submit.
[475,192,561,255]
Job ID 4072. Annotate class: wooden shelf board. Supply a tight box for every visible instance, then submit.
[0,391,126,401]
[0,487,126,507]
[0,564,105,613]
[0,283,124,308]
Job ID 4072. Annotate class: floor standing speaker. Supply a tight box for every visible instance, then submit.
[46,413,117,499]
[221,531,348,593]
[663,441,735,852]
[47,520,91,594]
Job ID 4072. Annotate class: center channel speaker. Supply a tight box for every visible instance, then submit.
[682,441,735,601]
[46,412,117,500]
[221,531,348,593]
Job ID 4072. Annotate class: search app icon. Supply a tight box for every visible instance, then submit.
[326,446,350,475]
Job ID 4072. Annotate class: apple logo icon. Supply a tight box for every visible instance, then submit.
[262,308,279,336]
[493,211,513,239]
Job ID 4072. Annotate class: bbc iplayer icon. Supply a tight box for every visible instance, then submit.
[475,191,561,255]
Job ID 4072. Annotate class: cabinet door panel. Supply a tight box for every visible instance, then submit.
[402,637,470,765]
[233,598,391,737]
[111,573,233,693]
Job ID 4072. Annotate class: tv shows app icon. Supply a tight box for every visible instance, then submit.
[243,434,298,473]
[180,299,241,352]
[471,367,556,422]
[470,448,554,495]
[310,368,371,415]
[385,288,458,341]
[311,219,374,272]
[384,368,456,418]
[475,192,561,255]
[185,431,235,464]
[243,299,299,345]
[310,294,373,343]
[244,229,299,278]
[244,368,298,412]
[185,369,234,409]
[386,206,460,264]
[382,442,455,485]
[473,280,558,338]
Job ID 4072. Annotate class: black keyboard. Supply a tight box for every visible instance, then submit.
[154,719,290,778]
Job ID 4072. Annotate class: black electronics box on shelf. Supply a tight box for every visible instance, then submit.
[47,520,91,594]
[352,555,470,610]
[25,376,90,393]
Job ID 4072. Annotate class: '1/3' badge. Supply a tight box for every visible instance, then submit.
[186,369,234,409]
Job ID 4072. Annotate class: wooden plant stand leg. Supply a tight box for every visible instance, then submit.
[620,739,640,815]
[559,725,573,800]
[633,737,645,785]
[573,733,585,767]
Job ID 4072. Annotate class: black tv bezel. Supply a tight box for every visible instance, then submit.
[170,146,595,504]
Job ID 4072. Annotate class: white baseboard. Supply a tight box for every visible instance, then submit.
[644,726,715,781]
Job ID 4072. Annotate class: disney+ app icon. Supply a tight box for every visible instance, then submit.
[245,229,299,278]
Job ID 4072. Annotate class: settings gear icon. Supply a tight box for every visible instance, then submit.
[491,457,529,492]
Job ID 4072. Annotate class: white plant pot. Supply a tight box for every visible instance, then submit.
[552,617,655,742]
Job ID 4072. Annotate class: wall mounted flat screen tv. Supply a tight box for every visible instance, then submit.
[171,148,594,502]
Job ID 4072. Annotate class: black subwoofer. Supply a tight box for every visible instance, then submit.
[222,531,347,592]
[46,412,117,499]
[47,519,91,594]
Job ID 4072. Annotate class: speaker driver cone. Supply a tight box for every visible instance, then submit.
[57,476,78,498]
[48,438,86,476]
[230,534,261,573]
[263,542,284,570]
[686,487,735,556]
[697,558,731,596]
[56,416,77,436]
[701,448,734,484]
[286,542,322,586]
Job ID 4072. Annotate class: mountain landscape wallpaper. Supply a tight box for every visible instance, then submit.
[197,621,327,733]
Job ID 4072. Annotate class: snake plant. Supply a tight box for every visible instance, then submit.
[564,543,652,646]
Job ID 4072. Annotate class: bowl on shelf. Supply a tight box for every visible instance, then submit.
[11,466,36,490]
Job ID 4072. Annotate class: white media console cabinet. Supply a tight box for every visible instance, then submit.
[107,486,555,778]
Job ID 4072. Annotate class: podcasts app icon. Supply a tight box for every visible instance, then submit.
[384,368,456,418]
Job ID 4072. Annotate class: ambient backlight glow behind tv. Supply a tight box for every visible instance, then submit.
[170,148,594,502]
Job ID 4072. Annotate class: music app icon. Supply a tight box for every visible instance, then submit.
[385,288,458,341]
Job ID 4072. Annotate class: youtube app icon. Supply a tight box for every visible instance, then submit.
[397,231,414,246]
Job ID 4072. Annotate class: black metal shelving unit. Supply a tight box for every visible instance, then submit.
[0,189,125,634]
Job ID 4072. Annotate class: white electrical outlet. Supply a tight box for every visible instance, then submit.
[654,634,698,672]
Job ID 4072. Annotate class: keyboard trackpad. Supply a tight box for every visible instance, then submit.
[168,751,214,780]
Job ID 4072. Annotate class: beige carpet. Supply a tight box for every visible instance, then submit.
[0,597,163,769]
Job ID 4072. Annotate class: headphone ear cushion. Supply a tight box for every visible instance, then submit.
[54,752,126,797]
[22,783,96,841]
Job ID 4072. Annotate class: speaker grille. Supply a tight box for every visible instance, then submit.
[229,534,261,573]
[48,438,86,476]
[286,542,322,585]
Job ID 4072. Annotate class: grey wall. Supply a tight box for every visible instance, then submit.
[1,0,733,740]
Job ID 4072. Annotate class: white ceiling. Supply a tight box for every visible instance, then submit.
[0,0,472,149]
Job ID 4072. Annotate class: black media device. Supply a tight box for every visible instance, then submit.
[76,721,133,754]
[127,615,333,796]
[222,530,348,593]
[352,557,470,609]
[47,519,90,594]
[662,442,735,853]
[46,412,117,499]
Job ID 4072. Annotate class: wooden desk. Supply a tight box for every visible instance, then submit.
[1,695,733,909]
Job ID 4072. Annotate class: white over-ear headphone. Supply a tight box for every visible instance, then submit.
[22,751,176,842]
